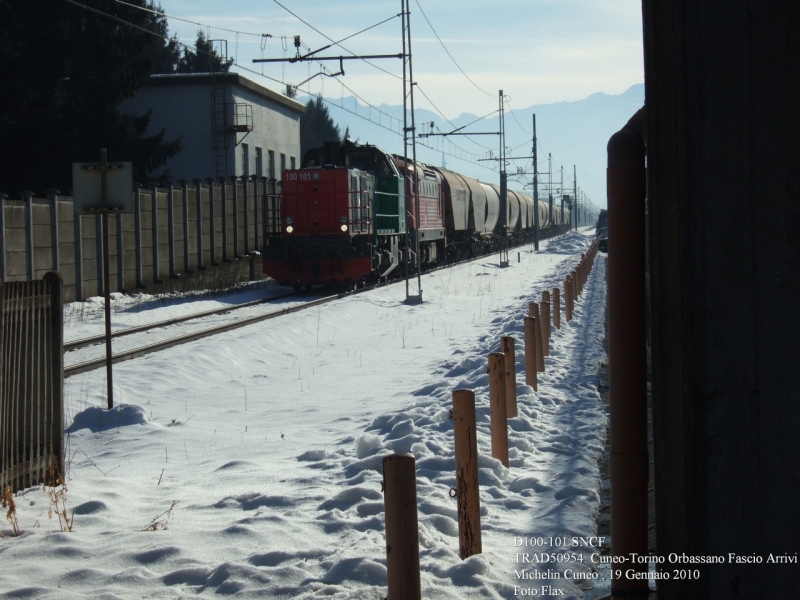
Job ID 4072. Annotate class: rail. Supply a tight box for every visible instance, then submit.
[65,290,295,352]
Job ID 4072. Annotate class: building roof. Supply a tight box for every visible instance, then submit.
[146,72,306,115]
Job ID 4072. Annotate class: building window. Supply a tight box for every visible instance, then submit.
[280,153,286,176]
[290,156,296,170]
[242,143,249,177]
[268,150,275,180]
[255,147,263,177]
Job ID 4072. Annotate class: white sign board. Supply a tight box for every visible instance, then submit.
[72,161,134,213]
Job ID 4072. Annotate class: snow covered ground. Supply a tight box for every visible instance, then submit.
[1,229,608,599]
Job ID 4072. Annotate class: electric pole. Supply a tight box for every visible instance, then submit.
[548,153,553,231]
[498,90,508,266]
[560,165,565,230]
[401,0,423,304]
[532,114,540,251]
[573,165,578,231]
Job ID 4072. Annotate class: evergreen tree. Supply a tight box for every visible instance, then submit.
[0,0,182,193]
[300,96,341,157]
[174,30,234,74]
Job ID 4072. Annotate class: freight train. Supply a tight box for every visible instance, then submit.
[262,140,570,289]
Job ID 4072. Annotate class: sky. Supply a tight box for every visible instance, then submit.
[162,0,644,119]
[1,229,612,598]
[155,0,643,211]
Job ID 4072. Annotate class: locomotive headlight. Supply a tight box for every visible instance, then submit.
[286,225,294,233]
[341,224,348,232]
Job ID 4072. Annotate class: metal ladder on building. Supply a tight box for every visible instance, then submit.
[210,40,229,178]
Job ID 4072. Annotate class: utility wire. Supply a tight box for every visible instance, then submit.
[503,96,531,135]
[414,85,495,153]
[117,0,528,159]
[319,13,401,51]
[113,0,272,38]
[63,0,494,172]
[272,0,403,81]
[413,0,494,98]
[271,0,504,157]
[268,2,494,159]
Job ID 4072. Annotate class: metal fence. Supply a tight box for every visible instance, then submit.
[0,272,64,494]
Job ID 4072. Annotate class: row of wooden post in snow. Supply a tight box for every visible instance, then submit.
[381,240,600,599]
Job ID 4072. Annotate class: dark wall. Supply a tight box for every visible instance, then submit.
[644,1,800,598]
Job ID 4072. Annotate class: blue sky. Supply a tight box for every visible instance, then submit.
[158,0,643,209]
[163,0,643,118]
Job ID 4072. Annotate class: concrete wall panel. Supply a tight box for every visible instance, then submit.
[1,180,269,299]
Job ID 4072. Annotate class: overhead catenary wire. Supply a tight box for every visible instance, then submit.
[268,0,507,156]
[413,85,496,154]
[412,0,494,99]
[113,0,273,39]
[271,0,403,81]
[123,0,511,160]
[503,96,531,135]
[62,0,498,172]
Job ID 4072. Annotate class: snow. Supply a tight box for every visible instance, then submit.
[1,229,608,599]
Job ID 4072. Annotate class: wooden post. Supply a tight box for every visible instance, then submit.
[565,277,573,322]
[582,253,587,289]
[523,316,538,392]
[572,269,579,301]
[529,303,546,372]
[553,287,561,329]
[488,353,510,465]
[541,300,551,356]
[541,290,551,356]
[383,454,421,600]
[452,389,482,559]
[501,336,517,418]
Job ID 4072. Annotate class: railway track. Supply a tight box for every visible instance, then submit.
[63,276,403,378]
[64,233,565,379]
[64,290,296,352]
[64,292,341,378]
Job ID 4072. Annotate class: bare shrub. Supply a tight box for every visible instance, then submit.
[2,486,20,537]
[142,500,178,531]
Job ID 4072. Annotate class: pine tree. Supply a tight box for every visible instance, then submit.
[0,0,182,193]
[300,96,341,157]
[175,31,234,74]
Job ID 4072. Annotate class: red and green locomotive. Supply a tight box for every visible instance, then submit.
[262,141,445,289]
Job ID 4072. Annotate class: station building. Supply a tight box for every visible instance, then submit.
[120,72,305,181]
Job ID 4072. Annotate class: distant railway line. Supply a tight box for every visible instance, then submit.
[64,230,567,379]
